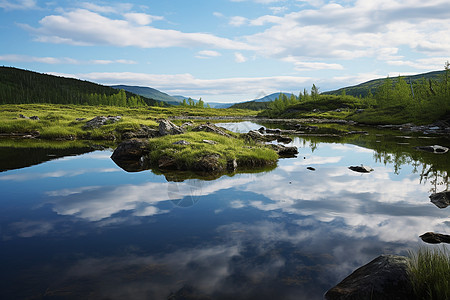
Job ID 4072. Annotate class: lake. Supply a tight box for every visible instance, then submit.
[1,122,449,300]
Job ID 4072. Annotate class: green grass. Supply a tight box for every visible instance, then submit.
[147,131,278,171]
[408,246,450,299]
[0,103,256,140]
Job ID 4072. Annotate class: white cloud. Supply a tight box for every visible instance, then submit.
[0,54,137,65]
[24,9,253,50]
[229,16,248,26]
[196,50,222,59]
[234,52,247,63]
[0,0,37,10]
[123,13,163,26]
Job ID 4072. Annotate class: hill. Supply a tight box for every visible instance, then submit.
[230,92,295,110]
[112,85,180,106]
[323,70,445,97]
[0,67,164,107]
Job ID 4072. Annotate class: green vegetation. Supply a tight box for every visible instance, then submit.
[0,67,164,107]
[0,103,255,140]
[408,246,450,299]
[147,131,278,172]
[259,62,450,125]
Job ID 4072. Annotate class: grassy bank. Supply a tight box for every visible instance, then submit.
[0,104,255,140]
[408,246,450,299]
[146,131,278,172]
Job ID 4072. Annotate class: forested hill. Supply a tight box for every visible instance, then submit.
[323,70,445,97]
[0,67,165,107]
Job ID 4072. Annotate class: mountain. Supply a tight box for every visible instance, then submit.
[0,67,162,106]
[323,70,445,97]
[112,85,180,106]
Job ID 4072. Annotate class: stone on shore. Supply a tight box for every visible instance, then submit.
[325,255,413,300]
[158,119,184,136]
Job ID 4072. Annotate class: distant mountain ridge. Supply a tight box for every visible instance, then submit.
[112,85,181,106]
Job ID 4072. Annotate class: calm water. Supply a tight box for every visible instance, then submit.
[1,123,449,300]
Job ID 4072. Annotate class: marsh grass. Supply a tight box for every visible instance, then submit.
[0,104,255,140]
[147,131,278,170]
[408,246,450,299]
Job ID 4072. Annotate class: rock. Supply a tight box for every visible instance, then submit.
[324,255,413,300]
[111,139,149,161]
[110,139,150,172]
[355,109,365,113]
[158,119,184,136]
[192,123,231,138]
[307,167,316,171]
[202,139,217,145]
[348,165,373,173]
[415,145,449,154]
[83,116,121,129]
[29,116,39,120]
[194,154,223,172]
[269,144,298,157]
[75,118,86,121]
[158,156,177,169]
[420,232,450,244]
[429,190,450,208]
[122,125,159,139]
[244,130,292,144]
[276,135,293,144]
[227,159,238,171]
[19,114,28,119]
[173,140,190,145]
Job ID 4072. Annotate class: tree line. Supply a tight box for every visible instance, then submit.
[0,67,161,107]
[262,61,450,119]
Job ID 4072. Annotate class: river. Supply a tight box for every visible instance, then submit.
[0,121,449,299]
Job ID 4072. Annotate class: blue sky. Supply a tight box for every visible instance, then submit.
[1,0,449,103]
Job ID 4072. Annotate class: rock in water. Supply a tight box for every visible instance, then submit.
[415,145,449,154]
[158,119,184,136]
[325,255,413,300]
[111,139,149,161]
[430,190,450,208]
[420,232,450,244]
[348,165,373,173]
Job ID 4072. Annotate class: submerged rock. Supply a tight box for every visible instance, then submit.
[430,190,450,208]
[348,165,373,173]
[415,145,449,154]
[158,119,184,136]
[420,232,450,244]
[325,255,413,300]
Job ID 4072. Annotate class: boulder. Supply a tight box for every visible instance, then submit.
[348,165,373,173]
[429,190,450,208]
[420,232,450,244]
[83,116,121,129]
[415,145,449,154]
[158,119,184,136]
[202,139,217,145]
[325,255,413,300]
[244,130,292,144]
[110,139,150,172]
[192,123,232,138]
[30,116,40,120]
[269,144,298,157]
[194,154,224,172]
[122,125,159,140]
[111,139,149,161]
[227,159,238,171]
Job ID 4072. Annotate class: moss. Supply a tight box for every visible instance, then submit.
[146,131,278,172]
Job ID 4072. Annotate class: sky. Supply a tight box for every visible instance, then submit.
[0,0,449,103]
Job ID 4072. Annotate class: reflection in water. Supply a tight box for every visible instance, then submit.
[0,128,449,299]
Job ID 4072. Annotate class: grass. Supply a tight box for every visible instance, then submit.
[408,246,450,299]
[147,131,278,171]
[0,103,256,140]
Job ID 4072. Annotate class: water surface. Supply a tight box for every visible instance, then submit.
[1,124,449,299]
